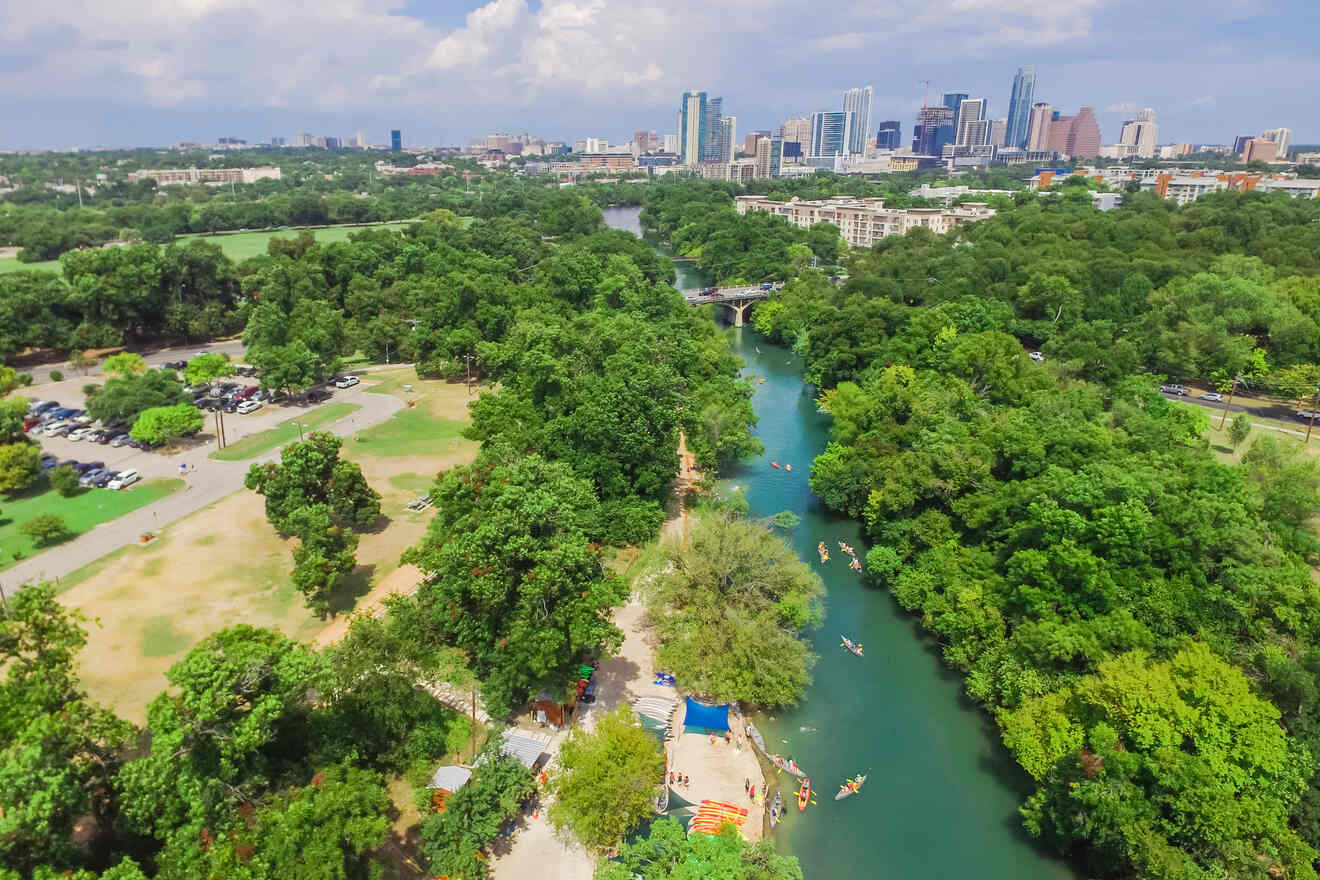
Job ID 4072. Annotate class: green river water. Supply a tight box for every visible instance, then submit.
[603,207,1077,880]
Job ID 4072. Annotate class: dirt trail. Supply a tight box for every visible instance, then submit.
[312,563,423,647]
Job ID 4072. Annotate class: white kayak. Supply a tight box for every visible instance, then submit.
[835,773,868,800]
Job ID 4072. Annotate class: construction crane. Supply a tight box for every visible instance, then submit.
[919,79,931,110]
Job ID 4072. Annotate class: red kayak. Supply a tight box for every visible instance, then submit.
[771,461,780,468]
[797,777,811,811]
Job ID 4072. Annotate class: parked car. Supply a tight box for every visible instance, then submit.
[42,420,71,436]
[55,459,78,471]
[334,375,360,389]
[74,461,105,474]
[89,470,116,488]
[236,386,259,399]
[163,360,187,370]
[39,453,57,472]
[222,398,240,413]
[303,388,331,404]
[1029,351,1045,362]
[28,399,54,413]
[109,433,133,447]
[108,469,140,490]
[49,408,77,420]
[236,400,263,415]
[23,415,44,432]
[1296,411,1318,421]
[68,427,97,442]
[79,468,110,488]
[1160,384,1189,395]
[1199,392,1225,402]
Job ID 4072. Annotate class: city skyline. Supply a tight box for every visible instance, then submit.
[2,0,1316,151]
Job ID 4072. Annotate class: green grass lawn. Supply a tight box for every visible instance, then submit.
[0,478,183,571]
[0,257,61,274]
[210,402,361,461]
[346,406,468,458]
[178,222,415,261]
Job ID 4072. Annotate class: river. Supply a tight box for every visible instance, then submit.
[603,206,1076,880]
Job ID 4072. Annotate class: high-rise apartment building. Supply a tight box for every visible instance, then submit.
[355,130,366,148]
[1232,135,1255,156]
[744,131,770,155]
[390,130,402,151]
[662,133,679,154]
[703,97,724,162]
[1045,108,1100,159]
[955,98,990,147]
[719,117,738,163]
[943,92,969,138]
[679,91,707,165]
[585,137,608,153]
[1119,109,1158,158]
[989,118,1008,148]
[1243,137,1280,163]
[755,137,783,179]
[913,106,954,155]
[810,111,855,158]
[843,86,874,154]
[1262,128,1292,158]
[1025,103,1054,152]
[295,132,313,147]
[782,117,811,151]
[875,121,901,150]
[1004,66,1036,149]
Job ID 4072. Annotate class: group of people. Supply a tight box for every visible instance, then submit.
[668,770,691,788]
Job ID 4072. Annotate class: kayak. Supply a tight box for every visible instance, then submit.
[769,791,783,826]
[770,754,806,778]
[838,541,855,555]
[797,778,811,812]
[835,774,867,801]
[785,464,792,471]
[850,557,862,571]
[841,635,864,657]
[771,461,780,468]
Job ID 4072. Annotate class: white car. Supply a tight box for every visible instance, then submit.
[236,400,263,415]
[1199,392,1225,403]
[107,469,140,490]
[334,375,360,389]
[67,427,96,442]
[1029,351,1044,362]
[42,420,71,436]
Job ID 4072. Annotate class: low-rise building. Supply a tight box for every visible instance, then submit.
[735,195,995,247]
[1256,178,1320,199]
[127,166,282,186]
[910,183,1015,204]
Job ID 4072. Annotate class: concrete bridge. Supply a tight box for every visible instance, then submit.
[683,283,782,326]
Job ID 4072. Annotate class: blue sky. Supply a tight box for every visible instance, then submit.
[2,0,1314,150]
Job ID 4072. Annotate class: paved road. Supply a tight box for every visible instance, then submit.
[1161,390,1313,426]
[22,339,248,387]
[3,381,403,592]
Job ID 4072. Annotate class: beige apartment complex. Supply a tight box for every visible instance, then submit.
[126,166,282,186]
[735,195,995,247]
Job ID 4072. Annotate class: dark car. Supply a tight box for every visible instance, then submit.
[31,401,60,415]
[89,470,115,488]
[40,454,57,472]
[79,468,111,488]
[50,407,77,420]
[55,459,78,471]
[303,388,331,404]
[92,430,114,444]
[74,460,105,474]
[222,398,240,413]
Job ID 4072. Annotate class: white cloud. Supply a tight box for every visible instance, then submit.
[1106,101,1137,113]
[1190,94,1217,106]
[0,0,1125,118]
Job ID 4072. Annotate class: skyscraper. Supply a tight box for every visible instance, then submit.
[810,111,855,158]
[989,118,1008,148]
[1119,109,1158,159]
[1004,66,1036,149]
[1047,108,1101,159]
[955,98,989,147]
[1262,128,1293,158]
[755,137,783,179]
[942,92,969,138]
[1232,135,1255,156]
[875,120,901,150]
[679,91,707,166]
[782,117,811,151]
[1025,103,1053,151]
[390,129,401,151]
[702,97,724,162]
[913,106,954,155]
[843,86,874,154]
[719,116,738,163]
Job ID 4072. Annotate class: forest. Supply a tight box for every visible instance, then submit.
[642,179,1320,878]
[1,183,768,879]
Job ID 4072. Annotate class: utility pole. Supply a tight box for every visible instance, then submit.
[1307,383,1320,443]
[1217,374,1241,430]
[464,353,475,395]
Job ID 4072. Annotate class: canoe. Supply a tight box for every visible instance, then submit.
[834,773,867,800]
[841,635,864,657]
[797,778,811,811]
[770,754,806,778]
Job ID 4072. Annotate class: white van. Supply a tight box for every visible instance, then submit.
[107,469,140,490]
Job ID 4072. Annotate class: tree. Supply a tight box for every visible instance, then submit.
[0,585,134,875]
[0,442,41,493]
[183,351,235,387]
[48,464,81,497]
[68,350,93,376]
[402,453,627,716]
[48,370,63,382]
[420,742,534,879]
[244,432,380,534]
[645,513,824,706]
[129,402,203,446]
[548,704,665,851]
[20,513,68,546]
[596,818,803,880]
[117,626,325,839]
[1228,412,1251,449]
[101,351,146,377]
[288,504,359,618]
[88,369,189,426]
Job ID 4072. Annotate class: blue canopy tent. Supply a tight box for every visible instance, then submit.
[683,697,730,733]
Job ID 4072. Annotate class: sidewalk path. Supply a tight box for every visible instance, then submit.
[5,384,404,592]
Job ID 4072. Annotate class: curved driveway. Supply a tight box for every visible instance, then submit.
[4,378,404,592]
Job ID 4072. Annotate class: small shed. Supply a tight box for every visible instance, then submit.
[533,690,573,728]
[498,731,552,770]
[428,765,472,812]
